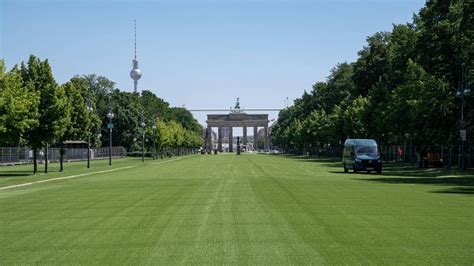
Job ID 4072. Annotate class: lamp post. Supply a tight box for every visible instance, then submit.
[141,119,146,162]
[152,124,157,160]
[107,99,114,166]
[456,63,470,171]
[86,97,93,168]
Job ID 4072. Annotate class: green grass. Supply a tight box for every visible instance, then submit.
[0,157,143,187]
[1,154,473,264]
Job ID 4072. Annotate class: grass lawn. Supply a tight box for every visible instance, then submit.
[0,154,473,264]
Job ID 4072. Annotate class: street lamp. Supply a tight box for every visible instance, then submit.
[152,124,157,160]
[456,63,470,171]
[107,102,114,166]
[141,119,146,162]
[86,97,93,168]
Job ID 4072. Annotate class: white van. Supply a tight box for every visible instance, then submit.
[342,139,382,174]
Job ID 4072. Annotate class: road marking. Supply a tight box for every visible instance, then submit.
[0,165,137,191]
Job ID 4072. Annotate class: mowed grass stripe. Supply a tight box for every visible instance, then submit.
[0,165,137,191]
[0,155,473,264]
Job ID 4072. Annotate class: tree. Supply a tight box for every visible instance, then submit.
[170,107,203,134]
[338,96,369,139]
[386,60,454,145]
[272,0,472,155]
[59,77,102,170]
[388,23,419,87]
[108,90,145,151]
[20,55,71,174]
[140,90,173,122]
[62,78,101,142]
[302,109,332,154]
[0,60,39,146]
[320,63,355,111]
[416,0,473,88]
[352,32,391,96]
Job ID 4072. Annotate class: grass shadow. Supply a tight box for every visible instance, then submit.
[310,156,474,179]
[281,155,340,164]
[432,187,474,195]
[379,163,465,178]
[286,155,474,195]
[355,176,474,195]
[0,171,34,177]
[356,176,474,186]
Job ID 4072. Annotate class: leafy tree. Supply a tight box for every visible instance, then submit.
[388,23,419,86]
[338,96,369,139]
[272,1,473,155]
[62,78,101,142]
[108,90,145,150]
[58,78,102,170]
[302,109,332,153]
[416,0,473,88]
[0,60,39,146]
[352,32,391,96]
[386,60,454,145]
[140,90,173,122]
[20,55,71,173]
[170,107,203,134]
[319,63,355,111]
[361,81,390,142]
[74,74,115,143]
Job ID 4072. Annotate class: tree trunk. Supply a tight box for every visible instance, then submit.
[45,143,48,173]
[33,148,37,174]
[60,143,64,172]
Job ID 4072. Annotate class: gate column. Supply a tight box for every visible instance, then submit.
[207,125,212,151]
[229,127,233,152]
[218,127,223,151]
[243,126,248,146]
[264,126,269,151]
[253,126,258,150]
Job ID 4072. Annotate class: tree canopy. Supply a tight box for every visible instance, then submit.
[272,0,473,153]
[0,57,204,153]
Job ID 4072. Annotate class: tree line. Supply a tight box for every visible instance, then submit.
[272,1,473,155]
[0,55,203,172]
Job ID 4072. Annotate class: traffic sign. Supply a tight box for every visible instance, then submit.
[107,123,114,129]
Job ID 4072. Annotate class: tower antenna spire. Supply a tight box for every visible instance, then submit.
[130,19,142,93]
[134,19,137,60]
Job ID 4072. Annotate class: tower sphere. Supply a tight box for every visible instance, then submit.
[130,68,142,80]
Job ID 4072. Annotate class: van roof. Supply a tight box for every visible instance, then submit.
[345,139,377,146]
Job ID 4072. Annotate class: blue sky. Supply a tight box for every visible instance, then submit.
[1,0,425,127]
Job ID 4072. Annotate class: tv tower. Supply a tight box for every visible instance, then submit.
[130,19,142,93]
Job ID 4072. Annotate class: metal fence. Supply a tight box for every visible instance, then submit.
[128,148,200,158]
[280,144,474,169]
[379,145,470,168]
[0,146,127,165]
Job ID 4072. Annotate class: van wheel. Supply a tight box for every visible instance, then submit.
[353,165,358,173]
[343,163,348,173]
[376,169,382,175]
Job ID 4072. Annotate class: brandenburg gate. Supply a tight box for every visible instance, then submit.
[205,100,270,152]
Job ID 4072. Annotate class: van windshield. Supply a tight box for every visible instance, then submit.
[355,146,378,155]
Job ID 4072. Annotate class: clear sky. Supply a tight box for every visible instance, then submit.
[1,0,425,129]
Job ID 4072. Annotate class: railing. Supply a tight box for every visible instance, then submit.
[378,145,468,168]
[128,148,199,158]
[279,144,473,169]
[0,146,127,165]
